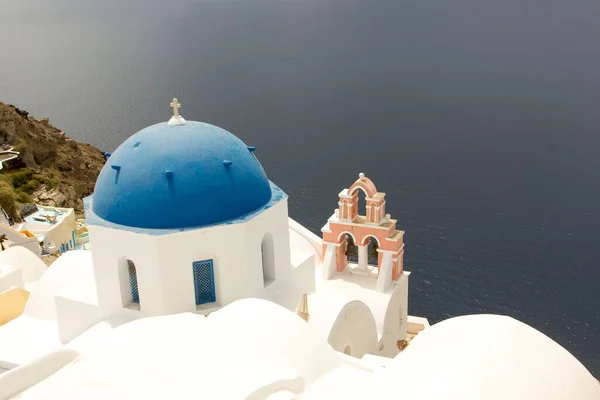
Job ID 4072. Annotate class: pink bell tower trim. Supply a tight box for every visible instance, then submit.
[321,173,405,292]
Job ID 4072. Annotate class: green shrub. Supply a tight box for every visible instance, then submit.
[14,190,32,203]
[9,168,34,188]
[45,177,59,189]
[0,186,17,220]
[19,179,42,194]
[0,174,10,186]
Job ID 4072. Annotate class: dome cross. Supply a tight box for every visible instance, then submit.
[170,98,181,116]
[168,97,187,126]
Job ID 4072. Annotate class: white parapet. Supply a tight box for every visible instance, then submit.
[0,348,79,400]
[376,251,394,292]
[322,243,337,280]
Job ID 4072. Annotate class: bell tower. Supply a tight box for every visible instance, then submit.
[321,173,405,292]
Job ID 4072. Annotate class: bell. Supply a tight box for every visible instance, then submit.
[368,240,379,262]
[345,242,358,258]
[344,235,356,257]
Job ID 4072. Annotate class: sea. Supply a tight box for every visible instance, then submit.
[1,0,599,375]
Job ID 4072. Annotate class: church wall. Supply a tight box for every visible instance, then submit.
[153,199,312,313]
[148,202,295,314]
[245,200,295,292]
[246,200,315,304]
[87,224,163,316]
[378,272,410,358]
[156,222,246,313]
[87,198,313,318]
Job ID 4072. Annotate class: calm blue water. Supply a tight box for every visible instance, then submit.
[1,0,599,374]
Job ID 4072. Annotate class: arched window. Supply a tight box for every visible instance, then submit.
[127,260,139,303]
[262,233,275,287]
[118,258,141,308]
[193,259,216,305]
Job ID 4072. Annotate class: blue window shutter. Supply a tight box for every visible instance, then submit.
[127,260,139,303]
[193,260,216,305]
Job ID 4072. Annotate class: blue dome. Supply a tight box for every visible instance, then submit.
[92,121,272,229]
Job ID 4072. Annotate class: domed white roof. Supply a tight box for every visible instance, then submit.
[0,246,46,291]
[363,314,600,400]
[13,299,348,400]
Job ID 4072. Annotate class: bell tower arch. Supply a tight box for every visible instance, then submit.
[321,173,405,292]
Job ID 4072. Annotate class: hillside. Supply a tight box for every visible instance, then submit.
[0,102,106,220]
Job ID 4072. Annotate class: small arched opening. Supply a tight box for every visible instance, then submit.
[118,258,140,308]
[343,345,352,356]
[357,190,366,219]
[350,186,369,220]
[127,260,139,303]
[261,233,275,287]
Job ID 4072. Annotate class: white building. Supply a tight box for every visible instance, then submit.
[1,299,599,400]
[0,205,78,256]
[0,246,46,293]
[0,99,597,399]
[0,246,46,327]
[0,99,416,366]
[83,110,314,321]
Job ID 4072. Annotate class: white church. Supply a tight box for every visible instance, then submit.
[0,100,598,400]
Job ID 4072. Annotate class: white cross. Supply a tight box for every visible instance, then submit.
[170,98,181,117]
[168,97,187,126]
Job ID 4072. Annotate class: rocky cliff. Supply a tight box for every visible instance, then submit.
[0,102,106,217]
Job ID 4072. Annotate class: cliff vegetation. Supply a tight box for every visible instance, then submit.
[0,102,106,221]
